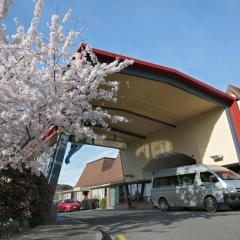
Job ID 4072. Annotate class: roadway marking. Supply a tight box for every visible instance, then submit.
[96,225,127,240]
[117,234,127,240]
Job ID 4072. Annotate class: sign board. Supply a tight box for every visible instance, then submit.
[76,138,127,150]
[94,139,127,149]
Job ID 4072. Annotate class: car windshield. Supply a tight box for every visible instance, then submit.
[215,171,240,180]
[64,199,74,203]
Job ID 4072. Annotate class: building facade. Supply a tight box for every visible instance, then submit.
[88,47,240,186]
[54,47,240,209]
[75,155,124,208]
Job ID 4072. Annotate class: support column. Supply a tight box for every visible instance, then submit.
[47,133,69,194]
[107,187,111,208]
[125,183,132,209]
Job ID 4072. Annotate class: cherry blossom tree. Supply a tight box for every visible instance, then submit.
[0,0,133,174]
[0,0,12,20]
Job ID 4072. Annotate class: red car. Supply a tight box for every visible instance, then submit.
[57,199,81,213]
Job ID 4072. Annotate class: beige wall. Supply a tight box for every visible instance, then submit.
[121,107,239,182]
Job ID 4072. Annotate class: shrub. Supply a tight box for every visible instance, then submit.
[80,198,99,210]
[88,198,99,209]
[0,165,53,231]
[56,184,73,191]
[100,198,107,209]
[0,219,20,237]
[80,199,90,210]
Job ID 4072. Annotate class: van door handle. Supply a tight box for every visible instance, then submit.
[200,184,205,187]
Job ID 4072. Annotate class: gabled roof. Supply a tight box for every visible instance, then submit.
[78,45,235,105]
[76,46,239,143]
[75,154,124,188]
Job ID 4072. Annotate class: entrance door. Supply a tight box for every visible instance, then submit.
[110,188,116,207]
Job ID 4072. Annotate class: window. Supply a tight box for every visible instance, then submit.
[153,178,161,188]
[200,172,219,183]
[176,173,196,186]
[159,177,169,186]
[215,171,240,180]
[229,166,240,175]
[153,176,176,188]
[168,176,176,186]
[119,185,124,203]
[144,183,152,202]
[153,173,196,188]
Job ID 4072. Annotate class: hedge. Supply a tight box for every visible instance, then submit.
[0,165,53,237]
[100,198,106,209]
[81,198,99,210]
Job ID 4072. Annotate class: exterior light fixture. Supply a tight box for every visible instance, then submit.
[210,155,223,162]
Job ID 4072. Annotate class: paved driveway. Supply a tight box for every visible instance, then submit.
[59,209,240,240]
[9,209,240,240]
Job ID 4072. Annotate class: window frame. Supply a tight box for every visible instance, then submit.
[153,173,196,188]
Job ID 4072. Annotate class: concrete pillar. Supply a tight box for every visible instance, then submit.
[89,190,92,199]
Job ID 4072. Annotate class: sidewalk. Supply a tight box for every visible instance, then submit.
[7,219,102,240]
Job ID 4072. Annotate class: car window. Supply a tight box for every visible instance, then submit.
[200,172,219,183]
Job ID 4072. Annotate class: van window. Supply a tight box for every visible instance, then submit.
[200,172,219,183]
[153,178,161,188]
[153,173,196,188]
[176,173,196,186]
[153,176,176,188]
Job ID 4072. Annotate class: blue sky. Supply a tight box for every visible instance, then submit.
[5,0,240,185]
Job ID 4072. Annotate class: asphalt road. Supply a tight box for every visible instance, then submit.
[58,208,240,240]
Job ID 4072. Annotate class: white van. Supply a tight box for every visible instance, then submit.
[151,164,240,212]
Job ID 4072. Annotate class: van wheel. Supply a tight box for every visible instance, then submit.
[204,196,218,213]
[158,198,169,211]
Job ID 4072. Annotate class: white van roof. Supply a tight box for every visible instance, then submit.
[154,164,230,178]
